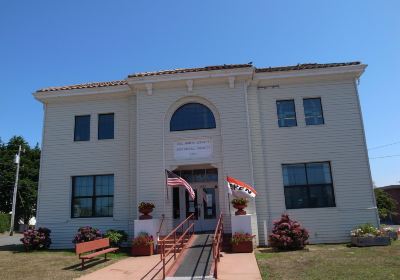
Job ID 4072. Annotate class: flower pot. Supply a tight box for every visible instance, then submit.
[232,204,247,215]
[232,241,253,253]
[131,244,154,256]
[139,207,154,220]
[351,236,391,247]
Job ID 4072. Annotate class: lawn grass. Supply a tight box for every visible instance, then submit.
[0,244,130,280]
[256,240,400,280]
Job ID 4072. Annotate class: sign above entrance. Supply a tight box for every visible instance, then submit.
[174,137,213,160]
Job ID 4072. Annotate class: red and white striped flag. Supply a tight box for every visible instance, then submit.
[166,170,195,199]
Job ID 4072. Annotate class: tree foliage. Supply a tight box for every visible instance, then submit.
[0,136,40,226]
[374,188,397,220]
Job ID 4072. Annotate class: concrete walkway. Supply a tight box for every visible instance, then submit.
[0,233,22,246]
[217,252,262,280]
[77,255,164,280]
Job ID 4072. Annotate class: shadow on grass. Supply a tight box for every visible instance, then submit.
[63,258,112,271]
[257,247,310,254]
[0,244,26,253]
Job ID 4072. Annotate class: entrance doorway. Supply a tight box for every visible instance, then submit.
[172,168,219,232]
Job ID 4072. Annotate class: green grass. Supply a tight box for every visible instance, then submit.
[256,240,400,280]
[0,244,130,280]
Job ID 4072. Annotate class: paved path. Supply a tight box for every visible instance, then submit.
[217,252,262,280]
[172,234,213,278]
[0,233,22,246]
[77,254,164,280]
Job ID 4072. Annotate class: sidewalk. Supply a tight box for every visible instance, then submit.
[0,233,22,246]
[77,255,163,280]
[217,252,262,280]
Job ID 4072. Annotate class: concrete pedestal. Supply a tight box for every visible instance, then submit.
[134,219,160,247]
[231,214,258,246]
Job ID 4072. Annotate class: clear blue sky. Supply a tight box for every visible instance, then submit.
[1,1,399,187]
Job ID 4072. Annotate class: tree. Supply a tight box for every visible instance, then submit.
[374,188,397,221]
[0,136,40,227]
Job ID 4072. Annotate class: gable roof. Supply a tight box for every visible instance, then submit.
[380,185,400,190]
[36,61,361,92]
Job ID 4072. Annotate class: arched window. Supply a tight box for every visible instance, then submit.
[170,103,216,131]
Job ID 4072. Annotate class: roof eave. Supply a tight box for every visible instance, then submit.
[254,64,367,80]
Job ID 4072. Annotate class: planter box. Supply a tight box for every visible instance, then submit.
[351,236,391,247]
[131,244,154,256]
[232,241,253,253]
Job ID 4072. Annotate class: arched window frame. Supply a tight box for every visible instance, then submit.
[170,102,216,132]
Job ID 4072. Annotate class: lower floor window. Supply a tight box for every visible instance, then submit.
[282,162,335,209]
[71,174,114,218]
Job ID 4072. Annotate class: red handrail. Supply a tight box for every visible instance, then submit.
[159,213,195,279]
[212,213,223,279]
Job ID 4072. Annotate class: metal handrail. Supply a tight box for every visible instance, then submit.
[212,213,223,279]
[157,214,165,238]
[159,213,195,279]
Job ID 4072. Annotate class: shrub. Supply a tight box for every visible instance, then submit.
[138,202,155,211]
[0,213,10,233]
[132,232,154,246]
[231,232,255,245]
[231,198,248,206]
[73,226,103,244]
[269,213,309,250]
[105,229,128,247]
[20,227,52,251]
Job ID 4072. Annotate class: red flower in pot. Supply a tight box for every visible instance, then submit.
[231,198,248,215]
[131,232,154,256]
[138,202,155,220]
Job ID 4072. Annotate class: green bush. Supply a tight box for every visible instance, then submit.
[105,229,128,247]
[0,213,10,233]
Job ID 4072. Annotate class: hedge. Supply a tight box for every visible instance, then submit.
[0,213,10,233]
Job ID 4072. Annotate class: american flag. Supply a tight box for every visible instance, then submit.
[166,170,195,199]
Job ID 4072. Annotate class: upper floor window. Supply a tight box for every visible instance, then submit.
[303,98,324,125]
[170,103,216,131]
[74,115,90,141]
[98,113,114,140]
[282,162,335,209]
[276,100,297,127]
[71,174,114,218]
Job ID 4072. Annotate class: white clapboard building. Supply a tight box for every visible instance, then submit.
[34,62,379,248]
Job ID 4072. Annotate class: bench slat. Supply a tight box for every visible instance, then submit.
[75,238,111,255]
[80,247,118,259]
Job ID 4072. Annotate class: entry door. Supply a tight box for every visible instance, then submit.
[185,183,218,232]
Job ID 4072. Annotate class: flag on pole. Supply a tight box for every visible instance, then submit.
[226,176,257,198]
[166,170,195,199]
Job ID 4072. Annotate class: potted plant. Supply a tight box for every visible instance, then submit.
[131,232,154,256]
[138,202,155,220]
[381,226,398,241]
[231,232,255,253]
[231,198,248,215]
[351,223,391,247]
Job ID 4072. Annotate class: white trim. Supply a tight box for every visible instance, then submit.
[228,76,235,89]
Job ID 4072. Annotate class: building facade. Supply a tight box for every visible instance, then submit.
[34,62,379,248]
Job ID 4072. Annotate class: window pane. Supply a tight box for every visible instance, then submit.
[282,164,307,186]
[193,169,206,182]
[304,98,324,125]
[180,170,193,183]
[74,115,90,141]
[95,197,113,217]
[206,169,218,182]
[95,175,114,196]
[203,188,216,219]
[72,198,92,217]
[308,184,335,207]
[306,163,332,184]
[284,186,309,209]
[276,100,297,127]
[74,176,93,197]
[98,113,114,140]
[170,103,216,131]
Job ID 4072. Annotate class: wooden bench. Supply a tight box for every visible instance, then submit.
[75,238,118,269]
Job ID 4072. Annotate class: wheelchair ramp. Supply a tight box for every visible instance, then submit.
[168,233,214,279]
